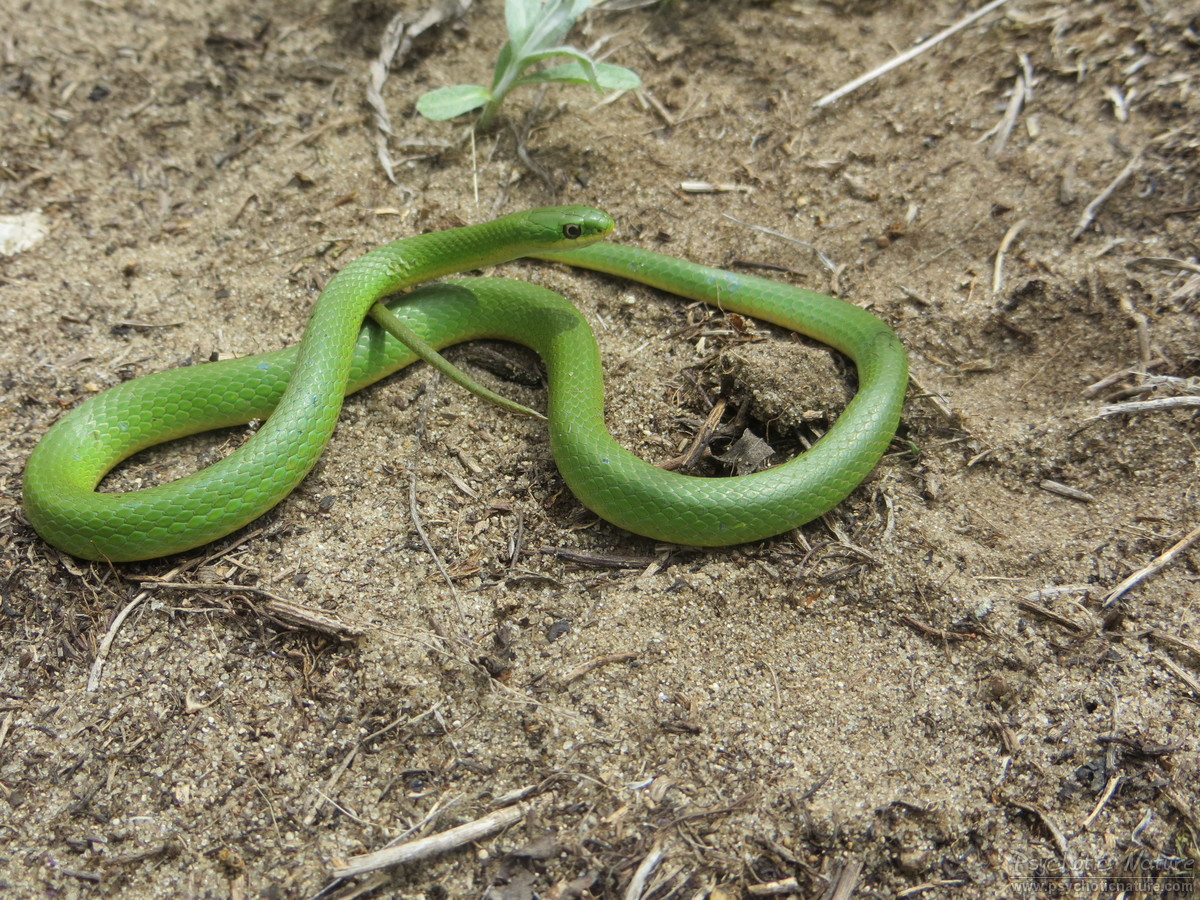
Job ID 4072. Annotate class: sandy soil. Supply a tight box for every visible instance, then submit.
[2,0,1198,896]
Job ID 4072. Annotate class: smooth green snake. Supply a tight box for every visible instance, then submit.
[23,206,907,561]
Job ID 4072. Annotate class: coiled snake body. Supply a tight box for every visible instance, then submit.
[23,206,907,561]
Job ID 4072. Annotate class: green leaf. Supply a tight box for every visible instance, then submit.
[551,0,594,43]
[422,0,639,128]
[521,45,599,84]
[521,0,589,53]
[563,0,593,25]
[517,61,641,91]
[491,40,517,91]
[504,0,534,48]
[415,84,492,120]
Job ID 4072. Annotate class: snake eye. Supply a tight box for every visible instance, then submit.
[562,223,583,239]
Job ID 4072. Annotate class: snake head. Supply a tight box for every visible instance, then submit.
[523,205,614,249]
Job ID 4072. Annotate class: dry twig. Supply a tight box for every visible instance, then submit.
[722,213,839,272]
[1070,155,1141,241]
[409,472,468,625]
[1016,598,1086,633]
[748,876,803,896]
[558,651,642,686]
[85,528,277,690]
[1116,288,1153,370]
[1010,802,1071,863]
[1148,630,1200,660]
[624,842,666,900]
[900,615,979,642]
[985,67,1028,158]
[660,400,727,471]
[813,0,1013,108]
[88,560,187,692]
[331,803,527,878]
[992,219,1026,294]
[896,880,969,897]
[368,0,473,183]
[830,859,864,900]
[1038,480,1096,503]
[1094,396,1200,417]
[1103,521,1200,606]
[1079,774,1122,829]
[143,581,363,639]
[1157,654,1200,699]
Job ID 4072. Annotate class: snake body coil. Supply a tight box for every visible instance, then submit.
[23,206,907,561]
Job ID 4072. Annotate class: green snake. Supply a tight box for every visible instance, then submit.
[23,206,907,561]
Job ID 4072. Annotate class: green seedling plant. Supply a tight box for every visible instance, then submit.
[417,0,640,130]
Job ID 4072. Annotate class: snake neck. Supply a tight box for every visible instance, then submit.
[331,211,564,299]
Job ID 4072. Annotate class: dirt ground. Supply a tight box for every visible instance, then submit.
[1,0,1198,896]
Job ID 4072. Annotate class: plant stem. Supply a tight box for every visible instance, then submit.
[478,96,501,131]
[480,62,520,131]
